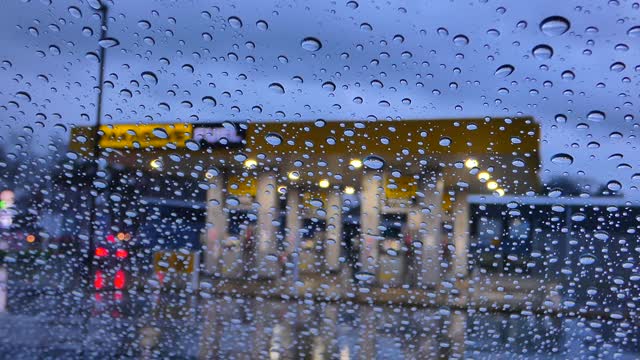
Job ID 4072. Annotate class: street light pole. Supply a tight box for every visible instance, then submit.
[86,4,109,286]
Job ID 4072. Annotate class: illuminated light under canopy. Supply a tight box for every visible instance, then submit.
[318,179,330,188]
[464,158,478,169]
[477,171,490,182]
[243,159,258,169]
[349,159,363,169]
[487,181,499,190]
[287,171,300,180]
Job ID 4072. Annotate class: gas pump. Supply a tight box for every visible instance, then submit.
[221,209,257,278]
[378,213,407,287]
[299,218,326,273]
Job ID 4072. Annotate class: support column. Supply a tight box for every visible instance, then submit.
[285,188,301,279]
[419,173,444,288]
[359,172,381,277]
[325,191,342,272]
[205,174,227,275]
[452,192,470,279]
[255,171,279,278]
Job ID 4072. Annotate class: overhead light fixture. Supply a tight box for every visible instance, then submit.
[349,159,363,169]
[243,159,257,169]
[318,179,330,188]
[464,158,478,169]
[344,186,355,195]
[487,181,498,190]
[150,158,163,170]
[477,171,490,182]
[287,171,300,180]
[496,188,505,197]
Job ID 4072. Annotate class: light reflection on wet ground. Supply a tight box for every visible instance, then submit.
[1,281,638,359]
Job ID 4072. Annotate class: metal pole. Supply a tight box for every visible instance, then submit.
[86,4,108,287]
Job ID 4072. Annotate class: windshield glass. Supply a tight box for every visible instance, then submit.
[1,1,639,358]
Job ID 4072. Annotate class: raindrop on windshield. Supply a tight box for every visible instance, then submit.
[363,155,385,169]
[265,133,283,146]
[268,83,285,94]
[98,38,120,48]
[301,37,322,51]
[532,44,553,59]
[551,153,573,165]
[228,16,243,28]
[540,16,570,36]
[587,110,605,122]
[494,64,514,78]
[141,71,158,85]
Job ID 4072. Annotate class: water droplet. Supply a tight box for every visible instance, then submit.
[439,137,452,146]
[202,96,216,106]
[16,91,31,102]
[141,71,158,85]
[452,34,469,46]
[98,38,120,48]
[540,16,570,36]
[561,70,575,80]
[607,180,622,191]
[393,34,405,43]
[594,231,609,241]
[309,198,324,207]
[228,16,242,28]
[587,110,605,122]
[138,20,151,29]
[265,132,282,146]
[28,27,39,37]
[627,26,640,37]
[353,97,363,104]
[322,81,336,91]
[81,27,93,37]
[363,155,385,170]
[256,20,268,31]
[494,64,514,78]
[354,271,375,282]
[301,37,322,51]
[551,153,573,165]
[182,64,194,73]
[579,254,597,265]
[346,1,359,9]
[370,79,383,88]
[85,52,100,62]
[49,45,60,55]
[610,61,625,72]
[185,140,200,151]
[68,6,82,18]
[571,213,585,222]
[360,23,373,31]
[152,128,169,139]
[266,83,285,95]
[555,114,567,124]
[532,44,553,59]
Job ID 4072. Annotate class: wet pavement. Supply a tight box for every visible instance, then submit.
[1,264,639,359]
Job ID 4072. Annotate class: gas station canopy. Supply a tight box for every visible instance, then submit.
[69,117,540,195]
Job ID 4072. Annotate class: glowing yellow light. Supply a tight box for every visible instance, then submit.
[318,179,330,188]
[243,159,257,169]
[150,158,162,169]
[496,188,505,197]
[287,171,300,180]
[26,234,35,243]
[487,181,499,190]
[464,158,478,169]
[477,171,490,182]
[349,159,363,169]
[277,185,287,194]
[117,232,126,241]
[344,186,355,195]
